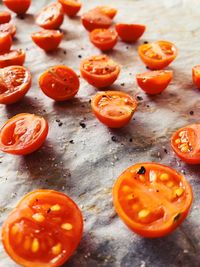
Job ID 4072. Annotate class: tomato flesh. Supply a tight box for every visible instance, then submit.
[0,31,12,52]
[115,24,146,43]
[0,22,16,37]
[0,49,25,68]
[3,0,31,14]
[93,6,117,19]
[90,29,118,51]
[58,0,81,17]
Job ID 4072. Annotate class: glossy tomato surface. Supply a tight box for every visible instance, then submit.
[0,31,12,52]
[32,30,63,51]
[58,0,81,17]
[3,0,31,14]
[0,11,11,24]
[115,23,146,43]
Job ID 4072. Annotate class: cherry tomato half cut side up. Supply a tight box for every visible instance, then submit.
[91,91,137,128]
[0,32,12,53]
[90,29,118,51]
[171,123,200,164]
[113,163,193,238]
[32,30,63,52]
[39,65,80,101]
[138,40,178,70]
[58,0,82,17]
[0,49,25,68]
[80,55,120,88]
[0,11,11,24]
[36,3,64,30]
[115,24,146,43]
[192,65,200,89]
[0,23,16,37]
[136,70,173,95]
[3,0,31,15]
[93,6,117,19]
[2,189,83,267]
[0,66,31,104]
[0,113,48,155]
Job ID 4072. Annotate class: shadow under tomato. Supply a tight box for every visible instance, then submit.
[16,13,35,24]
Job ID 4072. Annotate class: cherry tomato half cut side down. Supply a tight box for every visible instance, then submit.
[93,6,117,19]
[113,163,193,238]
[89,29,118,51]
[58,0,82,17]
[0,11,11,24]
[0,66,31,104]
[136,70,173,95]
[2,189,83,267]
[0,49,25,68]
[3,0,31,14]
[138,40,178,70]
[36,3,64,30]
[192,65,200,89]
[0,23,16,37]
[171,123,200,164]
[0,113,48,155]
[91,91,137,128]
[0,31,12,53]
[80,55,120,88]
[115,24,146,43]
[39,65,80,101]
[32,30,63,52]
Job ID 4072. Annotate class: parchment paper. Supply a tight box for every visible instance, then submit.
[1,0,200,266]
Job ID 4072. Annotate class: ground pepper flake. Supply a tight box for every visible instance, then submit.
[137,166,146,174]
[189,111,194,115]
[137,96,143,101]
[111,136,117,142]
[80,122,86,128]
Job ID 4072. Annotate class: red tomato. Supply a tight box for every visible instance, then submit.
[0,66,31,104]
[81,10,112,32]
[2,189,83,267]
[0,49,25,68]
[171,124,200,164]
[0,11,11,24]
[3,0,31,15]
[138,40,178,70]
[36,3,64,30]
[0,22,16,37]
[192,65,200,89]
[39,65,80,101]
[80,55,120,88]
[91,91,137,128]
[58,0,81,17]
[116,24,145,43]
[136,70,173,95]
[89,28,118,51]
[93,6,117,19]
[0,31,12,52]
[32,30,63,52]
[0,113,48,155]
[113,163,193,238]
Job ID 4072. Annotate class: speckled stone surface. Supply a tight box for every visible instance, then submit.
[0,0,200,266]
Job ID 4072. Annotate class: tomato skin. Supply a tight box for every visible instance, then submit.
[0,11,11,24]
[93,6,117,19]
[171,124,200,164]
[91,91,137,128]
[138,40,178,70]
[0,113,48,155]
[113,163,193,238]
[0,22,16,37]
[3,0,31,15]
[115,24,146,43]
[36,3,64,30]
[0,31,12,53]
[0,66,31,104]
[0,49,25,68]
[136,70,173,95]
[58,0,81,17]
[89,29,118,51]
[32,30,63,52]
[192,65,200,89]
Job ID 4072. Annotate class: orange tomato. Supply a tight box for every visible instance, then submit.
[3,0,31,14]
[0,22,16,37]
[80,55,120,88]
[0,113,48,155]
[0,49,25,68]
[192,65,200,89]
[0,66,31,104]
[2,189,83,267]
[115,23,146,43]
[138,40,178,70]
[93,6,117,19]
[58,0,81,17]
[91,91,137,128]
[113,163,193,238]
[0,11,11,24]
[0,31,12,53]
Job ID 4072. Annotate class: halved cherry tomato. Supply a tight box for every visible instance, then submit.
[89,28,118,51]
[0,31,12,53]
[115,23,146,43]
[36,3,64,30]
[3,0,31,15]
[58,0,81,17]
[80,55,120,88]
[0,66,31,104]
[32,30,63,52]
[39,65,80,101]
[0,22,16,37]
[138,40,178,70]
[171,123,200,164]
[81,10,112,32]
[2,189,83,267]
[0,49,25,68]
[93,6,117,19]
[113,163,193,238]
[136,70,173,95]
[91,91,137,128]
[0,113,48,155]
[192,65,200,89]
[0,11,11,24]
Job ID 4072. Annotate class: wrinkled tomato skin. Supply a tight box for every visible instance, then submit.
[3,0,31,15]
[115,24,146,43]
